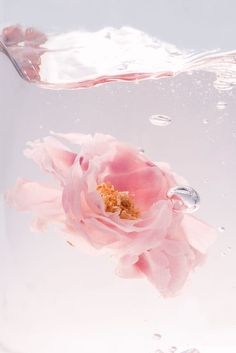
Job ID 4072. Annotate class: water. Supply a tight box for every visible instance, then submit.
[0,25,236,353]
[1,26,236,90]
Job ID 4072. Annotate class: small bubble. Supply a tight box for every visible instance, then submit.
[153,333,162,340]
[181,349,200,353]
[139,147,145,153]
[216,116,224,125]
[218,226,225,232]
[216,101,227,110]
[149,115,172,127]
[39,125,43,129]
[220,246,232,257]
[105,32,111,39]
[170,347,177,353]
[167,186,200,213]
[202,118,209,125]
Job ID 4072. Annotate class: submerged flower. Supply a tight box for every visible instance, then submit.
[6,132,216,296]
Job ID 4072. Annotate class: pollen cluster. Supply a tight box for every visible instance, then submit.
[96,182,140,220]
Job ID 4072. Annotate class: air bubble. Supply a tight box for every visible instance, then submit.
[167,186,200,213]
[139,148,145,153]
[149,115,172,127]
[218,226,225,232]
[216,101,227,110]
[202,119,209,125]
[153,333,162,340]
[221,246,232,257]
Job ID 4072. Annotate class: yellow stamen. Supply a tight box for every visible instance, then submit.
[96,182,140,220]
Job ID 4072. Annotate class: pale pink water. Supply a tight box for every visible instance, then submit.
[0,25,236,353]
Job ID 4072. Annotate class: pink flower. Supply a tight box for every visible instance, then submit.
[6,132,216,296]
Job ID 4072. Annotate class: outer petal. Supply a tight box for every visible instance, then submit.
[181,214,217,254]
[116,254,142,278]
[116,212,209,296]
[51,131,93,145]
[6,178,65,231]
[136,246,191,296]
[156,161,189,188]
[24,136,76,185]
[124,237,203,297]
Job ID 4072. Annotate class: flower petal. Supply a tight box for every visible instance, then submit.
[103,147,169,210]
[111,200,173,256]
[116,254,142,278]
[50,131,93,145]
[24,136,76,184]
[181,214,217,254]
[132,239,201,296]
[6,178,64,231]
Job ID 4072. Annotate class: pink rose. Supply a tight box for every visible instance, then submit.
[6,132,216,296]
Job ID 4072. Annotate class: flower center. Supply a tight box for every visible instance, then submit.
[96,182,140,220]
